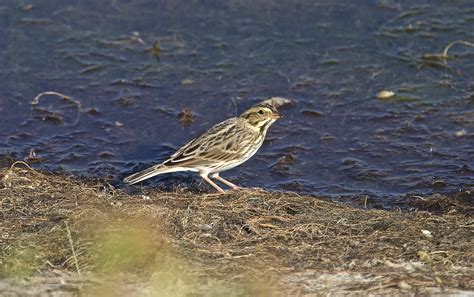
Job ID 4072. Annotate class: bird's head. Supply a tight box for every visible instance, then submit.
[239,103,282,130]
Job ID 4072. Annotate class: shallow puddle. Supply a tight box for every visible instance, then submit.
[1,0,473,206]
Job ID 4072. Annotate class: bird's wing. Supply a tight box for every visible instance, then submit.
[164,117,246,166]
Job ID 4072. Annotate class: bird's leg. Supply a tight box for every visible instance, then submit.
[200,173,225,193]
[211,173,240,189]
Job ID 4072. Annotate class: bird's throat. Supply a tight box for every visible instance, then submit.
[259,119,275,134]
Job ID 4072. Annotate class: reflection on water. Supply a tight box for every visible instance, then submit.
[0,0,473,206]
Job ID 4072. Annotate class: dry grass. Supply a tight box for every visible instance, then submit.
[1,162,473,295]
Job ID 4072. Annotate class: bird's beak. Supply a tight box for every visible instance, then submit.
[272,113,282,119]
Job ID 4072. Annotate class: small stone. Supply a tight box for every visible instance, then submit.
[377,90,395,100]
[421,229,433,239]
[261,97,293,108]
[181,79,194,85]
[86,108,100,115]
[455,129,466,137]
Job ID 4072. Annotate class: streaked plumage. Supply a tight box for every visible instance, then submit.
[124,103,281,193]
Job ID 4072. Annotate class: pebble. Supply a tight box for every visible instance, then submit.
[377,90,395,100]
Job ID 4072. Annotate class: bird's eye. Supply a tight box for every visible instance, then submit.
[258,109,264,115]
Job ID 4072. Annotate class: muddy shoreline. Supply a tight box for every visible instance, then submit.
[1,163,473,295]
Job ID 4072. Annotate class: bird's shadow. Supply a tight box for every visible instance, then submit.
[117,163,210,194]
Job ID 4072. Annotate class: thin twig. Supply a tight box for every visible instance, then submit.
[442,40,474,57]
[30,91,82,126]
[9,161,43,176]
[9,160,31,170]
[32,91,71,105]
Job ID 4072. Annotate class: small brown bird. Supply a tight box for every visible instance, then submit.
[124,103,281,193]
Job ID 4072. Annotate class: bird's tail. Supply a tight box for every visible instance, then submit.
[124,164,171,185]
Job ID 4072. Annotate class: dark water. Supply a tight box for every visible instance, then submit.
[1,0,473,205]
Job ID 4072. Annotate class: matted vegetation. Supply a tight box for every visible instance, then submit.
[1,162,473,295]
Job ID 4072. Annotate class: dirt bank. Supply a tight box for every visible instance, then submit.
[1,162,473,296]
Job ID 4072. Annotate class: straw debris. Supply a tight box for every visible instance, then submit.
[1,163,472,295]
